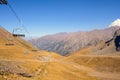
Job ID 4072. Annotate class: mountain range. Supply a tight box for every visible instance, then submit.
[30,27,119,55]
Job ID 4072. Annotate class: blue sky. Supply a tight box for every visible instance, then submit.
[0,0,120,37]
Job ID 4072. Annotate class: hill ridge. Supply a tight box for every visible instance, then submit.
[30,26,120,55]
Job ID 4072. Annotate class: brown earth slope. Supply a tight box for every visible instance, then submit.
[1,26,120,80]
[65,40,120,80]
[0,27,98,80]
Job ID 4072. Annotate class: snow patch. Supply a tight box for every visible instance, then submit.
[109,19,120,27]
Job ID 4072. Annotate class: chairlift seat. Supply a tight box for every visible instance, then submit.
[32,50,38,52]
[5,43,14,46]
[13,34,25,37]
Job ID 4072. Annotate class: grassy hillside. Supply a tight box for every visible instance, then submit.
[0,27,98,80]
[1,26,120,80]
[65,43,120,80]
[65,39,120,80]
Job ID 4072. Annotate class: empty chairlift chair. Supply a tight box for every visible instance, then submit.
[5,38,14,46]
[31,44,38,52]
[13,34,25,37]
[5,43,14,46]
[31,49,38,52]
[12,27,25,37]
[32,47,38,52]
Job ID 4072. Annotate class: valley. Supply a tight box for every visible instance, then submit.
[0,26,120,80]
[1,0,120,79]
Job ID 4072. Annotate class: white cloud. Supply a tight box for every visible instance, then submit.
[109,19,120,27]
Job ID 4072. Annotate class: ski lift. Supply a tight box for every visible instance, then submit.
[5,43,14,46]
[31,49,38,52]
[12,27,25,37]
[1,0,37,50]
[5,38,14,46]
[0,0,25,37]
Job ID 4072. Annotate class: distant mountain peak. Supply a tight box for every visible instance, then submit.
[109,19,120,27]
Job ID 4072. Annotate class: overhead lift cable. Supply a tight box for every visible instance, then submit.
[7,3,25,37]
[7,1,38,51]
[0,0,38,51]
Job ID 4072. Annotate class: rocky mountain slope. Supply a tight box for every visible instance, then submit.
[30,19,120,55]
[30,26,120,55]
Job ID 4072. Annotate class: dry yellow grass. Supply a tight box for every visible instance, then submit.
[1,27,120,80]
[66,54,120,80]
[65,40,120,80]
[0,27,98,80]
